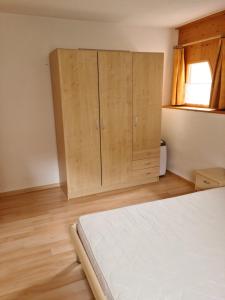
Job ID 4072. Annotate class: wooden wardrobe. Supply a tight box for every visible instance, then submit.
[50,49,163,199]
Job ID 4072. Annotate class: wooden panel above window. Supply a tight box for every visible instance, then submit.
[178,10,225,45]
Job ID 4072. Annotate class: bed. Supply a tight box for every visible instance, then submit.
[70,187,225,300]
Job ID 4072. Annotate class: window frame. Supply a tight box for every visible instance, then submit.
[184,60,213,108]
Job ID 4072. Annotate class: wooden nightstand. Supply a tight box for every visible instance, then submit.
[195,168,225,191]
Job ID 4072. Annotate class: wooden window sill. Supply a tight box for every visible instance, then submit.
[162,105,225,115]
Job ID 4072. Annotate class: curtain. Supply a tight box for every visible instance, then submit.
[210,38,225,110]
[171,47,185,106]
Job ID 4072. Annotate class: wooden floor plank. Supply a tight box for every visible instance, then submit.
[0,172,194,299]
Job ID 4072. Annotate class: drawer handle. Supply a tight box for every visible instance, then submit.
[203,180,210,184]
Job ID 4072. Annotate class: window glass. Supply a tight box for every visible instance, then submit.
[185,62,212,106]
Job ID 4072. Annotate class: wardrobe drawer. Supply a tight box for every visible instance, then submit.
[132,166,159,179]
[133,148,160,161]
[132,158,159,170]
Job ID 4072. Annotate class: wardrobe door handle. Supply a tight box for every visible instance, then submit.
[134,116,138,127]
[96,120,99,130]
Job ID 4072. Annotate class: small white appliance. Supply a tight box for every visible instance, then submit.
[160,140,167,176]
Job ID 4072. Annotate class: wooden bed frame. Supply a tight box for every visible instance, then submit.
[69,224,106,300]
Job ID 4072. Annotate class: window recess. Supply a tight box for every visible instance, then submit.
[184,62,212,107]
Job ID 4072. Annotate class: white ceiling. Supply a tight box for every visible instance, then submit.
[0,0,224,27]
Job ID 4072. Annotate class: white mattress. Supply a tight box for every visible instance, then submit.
[77,187,225,300]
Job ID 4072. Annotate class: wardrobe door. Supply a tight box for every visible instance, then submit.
[98,51,132,186]
[58,49,101,198]
[132,53,163,177]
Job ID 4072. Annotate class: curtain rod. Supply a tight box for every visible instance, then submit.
[177,35,223,48]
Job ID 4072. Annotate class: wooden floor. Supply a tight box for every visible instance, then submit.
[0,172,194,300]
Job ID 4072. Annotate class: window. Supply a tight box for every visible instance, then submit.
[185,62,212,106]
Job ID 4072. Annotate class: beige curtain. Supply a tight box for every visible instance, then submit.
[210,38,225,110]
[171,47,185,106]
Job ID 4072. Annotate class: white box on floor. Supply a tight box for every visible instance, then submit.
[160,140,167,176]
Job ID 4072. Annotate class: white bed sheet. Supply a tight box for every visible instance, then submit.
[77,187,225,300]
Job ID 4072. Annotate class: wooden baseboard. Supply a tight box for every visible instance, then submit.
[0,171,194,198]
[167,170,195,187]
[0,183,60,198]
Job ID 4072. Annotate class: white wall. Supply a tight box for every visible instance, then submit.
[0,13,175,192]
[162,108,225,181]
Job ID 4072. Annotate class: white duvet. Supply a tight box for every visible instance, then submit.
[78,187,225,300]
